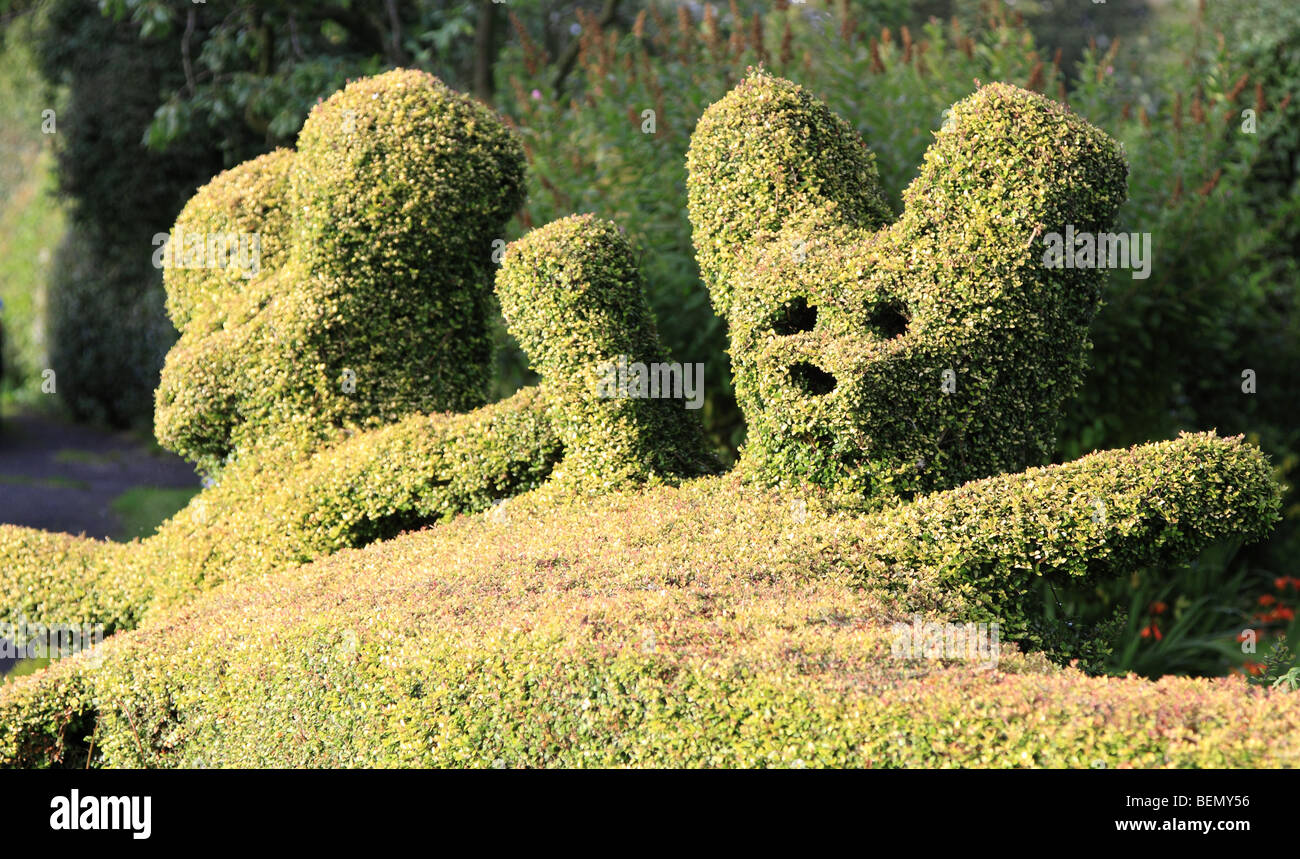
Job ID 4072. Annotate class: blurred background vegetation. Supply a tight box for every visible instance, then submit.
[0,0,1296,680]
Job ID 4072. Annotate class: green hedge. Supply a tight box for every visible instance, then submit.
[861,431,1283,664]
[156,69,527,474]
[0,526,142,635]
[500,5,1064,456]
[0,385,562,634]
[0,431,1285,768]
[689,72,1127,507]
[497,214,718,492]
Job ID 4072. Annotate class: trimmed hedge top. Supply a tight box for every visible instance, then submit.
[0,432,1286,768]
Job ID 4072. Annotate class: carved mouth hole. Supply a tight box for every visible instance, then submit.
[789,361,837,396]
[867,302,908,340]
[771,297,818,335]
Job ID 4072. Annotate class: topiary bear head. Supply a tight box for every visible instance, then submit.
[687,72,1128,507]
[154,69,526,475]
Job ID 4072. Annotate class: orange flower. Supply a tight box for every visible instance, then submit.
[1259,594,1276,606]
[1149,601,1168,615]
[1140,623,1163,641]
[1243,660,1265,676]
[1275,577,1289,591]
[1237,629,1254,642]
[1277,607,1296,622]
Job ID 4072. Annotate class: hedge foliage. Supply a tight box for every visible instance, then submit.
[685,71,893,321]
[0,385,562,634]
[0,526,142,635]
[2,71,720,641]
[160,149,294,332]
[861,431,1283,663]
[0,69,1288,768]
[688,72,1127,507]
[496,214,718,492]
[156,69,526,474]
[289,68,526,419]
[0,433,1286,768]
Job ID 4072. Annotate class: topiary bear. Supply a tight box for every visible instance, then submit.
[688,72,1127,506]
[0,69,1281,759]
[676,71,1278,655]
[0,69,716,634]
[154,70,522,474]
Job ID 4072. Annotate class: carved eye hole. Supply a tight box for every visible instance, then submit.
[771,297,818,335]
[789,361,836,396]
[867,301,908,340]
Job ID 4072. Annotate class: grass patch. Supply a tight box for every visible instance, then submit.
[0,473,89,491]
[0,658,49,687]
[110,485,202,540]
[53,448,124,467]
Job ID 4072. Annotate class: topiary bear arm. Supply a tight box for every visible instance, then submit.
[143,385,565,615]
[0,527,146,637]
[859,432,1283,661]
[495,214,719,491]
[0,386,564,633]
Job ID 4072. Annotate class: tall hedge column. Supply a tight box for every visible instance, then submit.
[496,214,717,491]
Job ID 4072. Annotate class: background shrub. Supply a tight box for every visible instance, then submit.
[30,0,227,426]
[0,20,62,399]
